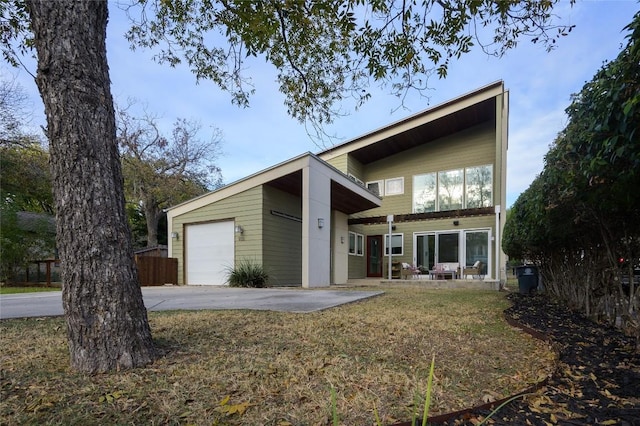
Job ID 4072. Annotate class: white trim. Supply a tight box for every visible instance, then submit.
[348,231,364,256]
[384,233,404,256]
[385,177,404,196]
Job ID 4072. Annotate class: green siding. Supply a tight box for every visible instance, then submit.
[347,224,367,278]
[358,121,495,219]
[350,215,495,275]
[325,154,347,173]
[262,186,303,286]
[347,156,364,180]
[171,186,264,284]
[346,121,500,279]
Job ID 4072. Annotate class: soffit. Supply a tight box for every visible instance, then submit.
[349,98,495,165]
[266,170,380,215]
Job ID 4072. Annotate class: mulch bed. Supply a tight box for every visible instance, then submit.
[401,293,640,426]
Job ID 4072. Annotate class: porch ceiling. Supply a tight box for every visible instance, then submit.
[266,171,379,215]
[349,97,495,165]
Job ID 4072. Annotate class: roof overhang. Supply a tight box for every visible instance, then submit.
[319,81,504,164]
[166,153,381,218]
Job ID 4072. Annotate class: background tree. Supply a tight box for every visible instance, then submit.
[117,105,222,248]
[0,74,53,282]
[0,74,33,145]
[0,205,55,283]
[0,141,52,213]
[2,0,574,372]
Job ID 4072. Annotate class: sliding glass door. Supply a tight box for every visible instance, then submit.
[464,230,489,273]
[415,230,490,275]
[437,233,459,263]
[416,234,435,270]
[415,232,459,268]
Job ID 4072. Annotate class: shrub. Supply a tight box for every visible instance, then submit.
[225,260,269,288]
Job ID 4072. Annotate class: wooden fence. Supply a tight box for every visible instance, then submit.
[135,256,178,286]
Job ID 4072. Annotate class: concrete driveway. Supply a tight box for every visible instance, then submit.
[0,286,384,319]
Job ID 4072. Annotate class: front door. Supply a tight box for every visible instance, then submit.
[367,235,383,277]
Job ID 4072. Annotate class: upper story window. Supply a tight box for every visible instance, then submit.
[385,177,404,196]
[438,169,464,211]
[413,173,436,213]
[412,164,493,212]
[465,165,493,208]
[366,180,384,196]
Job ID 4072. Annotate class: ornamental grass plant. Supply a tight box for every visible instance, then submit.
[225,259,269,288]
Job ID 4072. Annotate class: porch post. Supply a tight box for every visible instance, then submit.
[301,161,331,288]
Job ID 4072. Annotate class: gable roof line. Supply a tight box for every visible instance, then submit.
[166,151,381,218]
[166,152,312,216]
[317,80,504,160]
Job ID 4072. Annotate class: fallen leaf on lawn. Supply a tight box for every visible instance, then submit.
[482,394,495,403]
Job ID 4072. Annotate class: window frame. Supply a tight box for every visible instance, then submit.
[384,177,404,196]
[465,164,493,208]
[437,169,464,211]
[412,172,437,213]
[366,180,384,197]
[349,231,364,256]
[384,233,404,256]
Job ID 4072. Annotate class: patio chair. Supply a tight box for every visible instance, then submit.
[401,262,421,279]
[463,261,485,279]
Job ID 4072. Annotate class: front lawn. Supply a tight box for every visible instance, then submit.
[0,286,555,425]
[0,285,61,294]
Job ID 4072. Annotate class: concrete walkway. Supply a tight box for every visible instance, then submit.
[0,286,384,319]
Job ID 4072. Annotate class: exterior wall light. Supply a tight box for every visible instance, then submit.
[234,225,244,234]
[171,232,179,239]
[317,218,325,228]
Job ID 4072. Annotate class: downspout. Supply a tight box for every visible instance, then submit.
[495,204,501,288]
[387,215,394,280]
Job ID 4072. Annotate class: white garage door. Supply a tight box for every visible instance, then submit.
[185,221,234,285]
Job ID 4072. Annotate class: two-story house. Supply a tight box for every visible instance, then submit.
[166,81,508,287]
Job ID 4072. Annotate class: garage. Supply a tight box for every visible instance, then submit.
[185,221,234,285]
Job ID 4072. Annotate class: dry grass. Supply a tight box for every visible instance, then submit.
[0,286,555,425]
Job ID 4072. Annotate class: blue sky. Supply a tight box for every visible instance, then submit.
[3,1,637,207]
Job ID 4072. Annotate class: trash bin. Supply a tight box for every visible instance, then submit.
[515,265,538,295]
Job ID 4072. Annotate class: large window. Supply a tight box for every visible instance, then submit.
[466,165,493,208]
[465,230,489,269]
[438,169,463,211]
[413,165,493,212]
[416,234,435,270]
[437,232,459,263]
[413,173,437,213]
[414,230,490,276]
[384,233,404,256]
[349,231,364,256]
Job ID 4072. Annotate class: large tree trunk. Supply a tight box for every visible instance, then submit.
[27,0,156,373]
